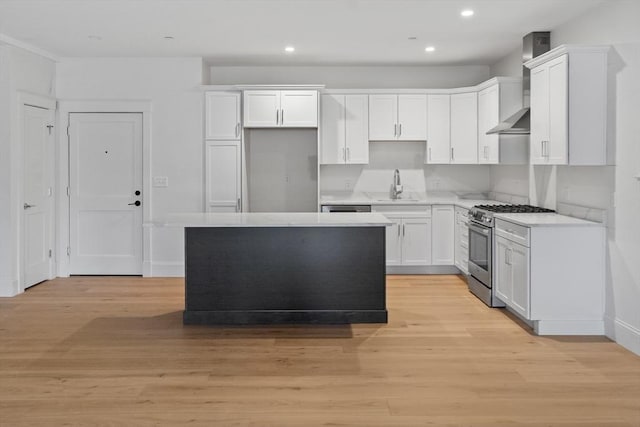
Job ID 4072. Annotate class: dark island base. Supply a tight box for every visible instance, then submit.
[183,309,388,325]
[184,226,387,325]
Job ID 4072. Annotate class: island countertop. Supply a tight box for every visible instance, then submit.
[146,212,393,228]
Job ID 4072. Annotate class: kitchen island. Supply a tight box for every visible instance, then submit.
[152,213,391,325]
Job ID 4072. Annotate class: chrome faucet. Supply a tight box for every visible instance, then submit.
[391,169,403,199]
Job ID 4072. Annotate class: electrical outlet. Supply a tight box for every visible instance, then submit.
[152,176,169,187]
[344,180,352,191]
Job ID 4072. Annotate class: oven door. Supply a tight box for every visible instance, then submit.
[468,221,492,287]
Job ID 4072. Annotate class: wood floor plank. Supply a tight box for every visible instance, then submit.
[0,275,639,426]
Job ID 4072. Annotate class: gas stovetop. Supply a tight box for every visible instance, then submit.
[469,204,555,226]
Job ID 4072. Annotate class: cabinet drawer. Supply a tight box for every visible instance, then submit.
[373,205,431,217]
[495,219,530,247]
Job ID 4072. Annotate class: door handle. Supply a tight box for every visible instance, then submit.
[128,201,141,206]
[23,203,36,209]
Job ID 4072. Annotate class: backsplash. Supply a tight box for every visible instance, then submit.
[320,142,491,194]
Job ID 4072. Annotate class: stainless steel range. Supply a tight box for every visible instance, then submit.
[467,204,555,307]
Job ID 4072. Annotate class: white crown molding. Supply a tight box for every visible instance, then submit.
[524,44,610,69]
[233,84,326,91]
[0,33,59,62]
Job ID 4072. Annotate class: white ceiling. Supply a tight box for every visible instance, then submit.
[0,0,608,65]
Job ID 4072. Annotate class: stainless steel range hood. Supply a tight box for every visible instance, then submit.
[486,32,550,135]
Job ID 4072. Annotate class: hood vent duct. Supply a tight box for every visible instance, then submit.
[487,31,550,135]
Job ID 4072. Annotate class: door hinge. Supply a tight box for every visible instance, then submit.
[48,249,52,258]
[66,247,70,256]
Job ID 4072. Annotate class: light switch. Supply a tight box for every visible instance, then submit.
[153,176,169,187]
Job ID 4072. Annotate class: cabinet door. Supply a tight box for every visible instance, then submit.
[478,85,500,164]
[280,90,318,127]
[494,236,511,304]
[402,217,432,266]
[431,205,455,265]
[320,94,346,164]
[450,92,478,164]
[205,141,241,212]
[369,95,398,141]
[205,92,241,140]
[530,66,549,164]
[426,94,451,164]
[345,95,369,164]
[454,208,469,272]
[385,216,403,266]
[397,95,427,141]
[510,242,530,319]
[243,91,280,128]
[547,55,569,165]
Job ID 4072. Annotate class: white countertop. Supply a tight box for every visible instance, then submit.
[495,213,603,227]
[319,191,501,209]
[146,212,392,228]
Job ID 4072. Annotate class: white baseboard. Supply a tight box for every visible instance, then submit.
[148,262,185,277]
[0,276,21,297]
[606,316,640,356]
[534,319,605,336]
[386,265,461,275]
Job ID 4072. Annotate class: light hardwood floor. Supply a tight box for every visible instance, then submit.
[0,275,639,426]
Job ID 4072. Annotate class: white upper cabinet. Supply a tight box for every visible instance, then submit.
[397,95,427,140]
[205,92,241,140]
[526,45,609,165]
[477,78,526,164]
[320,94,369,164]
[426,94,450,164]
[243,90,318,128]
[450,92,478,164]
[369,94,426,141]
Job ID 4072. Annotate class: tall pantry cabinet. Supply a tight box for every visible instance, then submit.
[204,91,242,212]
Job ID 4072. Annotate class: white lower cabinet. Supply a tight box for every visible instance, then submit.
[494,235,530,319]
[431,205,454,265]
[205,140,241,212]
[493,218,605,335]
[454,206,469,273]
[376,207,432,266]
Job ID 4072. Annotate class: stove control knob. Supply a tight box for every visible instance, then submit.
[484,217,491,223]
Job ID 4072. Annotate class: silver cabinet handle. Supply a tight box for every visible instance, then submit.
[505,248,510,265]
[398,123,402,137]
[451,147,454,161]
[428,147,432,161]
[236,123,240,137]
[276,109,279,125]
[342,147,346,162]
[236,198,241,212]
[397,223,401,237]
[346,147,350,161]
[402,224,405,236]
[394,123,397,137]
[23,203,35,209]
[281,109,284,125]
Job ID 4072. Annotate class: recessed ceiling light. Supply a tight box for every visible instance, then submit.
[164,36,175,40]
[87,35,102,40]
[284,46,295,53]
[461,9,475,17]
[408,36,417,40]
[425,46,435,53]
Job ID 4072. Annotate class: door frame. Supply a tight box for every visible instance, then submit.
[16,92,57,292]
[57,100,152,277]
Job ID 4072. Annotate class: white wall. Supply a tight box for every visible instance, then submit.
[0,45,56,297]
[321,142,491,195]
[56,57,203,276]
[210,65,490,89]
[489,0,640,354]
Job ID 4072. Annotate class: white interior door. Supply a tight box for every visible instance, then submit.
[22,105,54,289]
[69,113,143,275]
